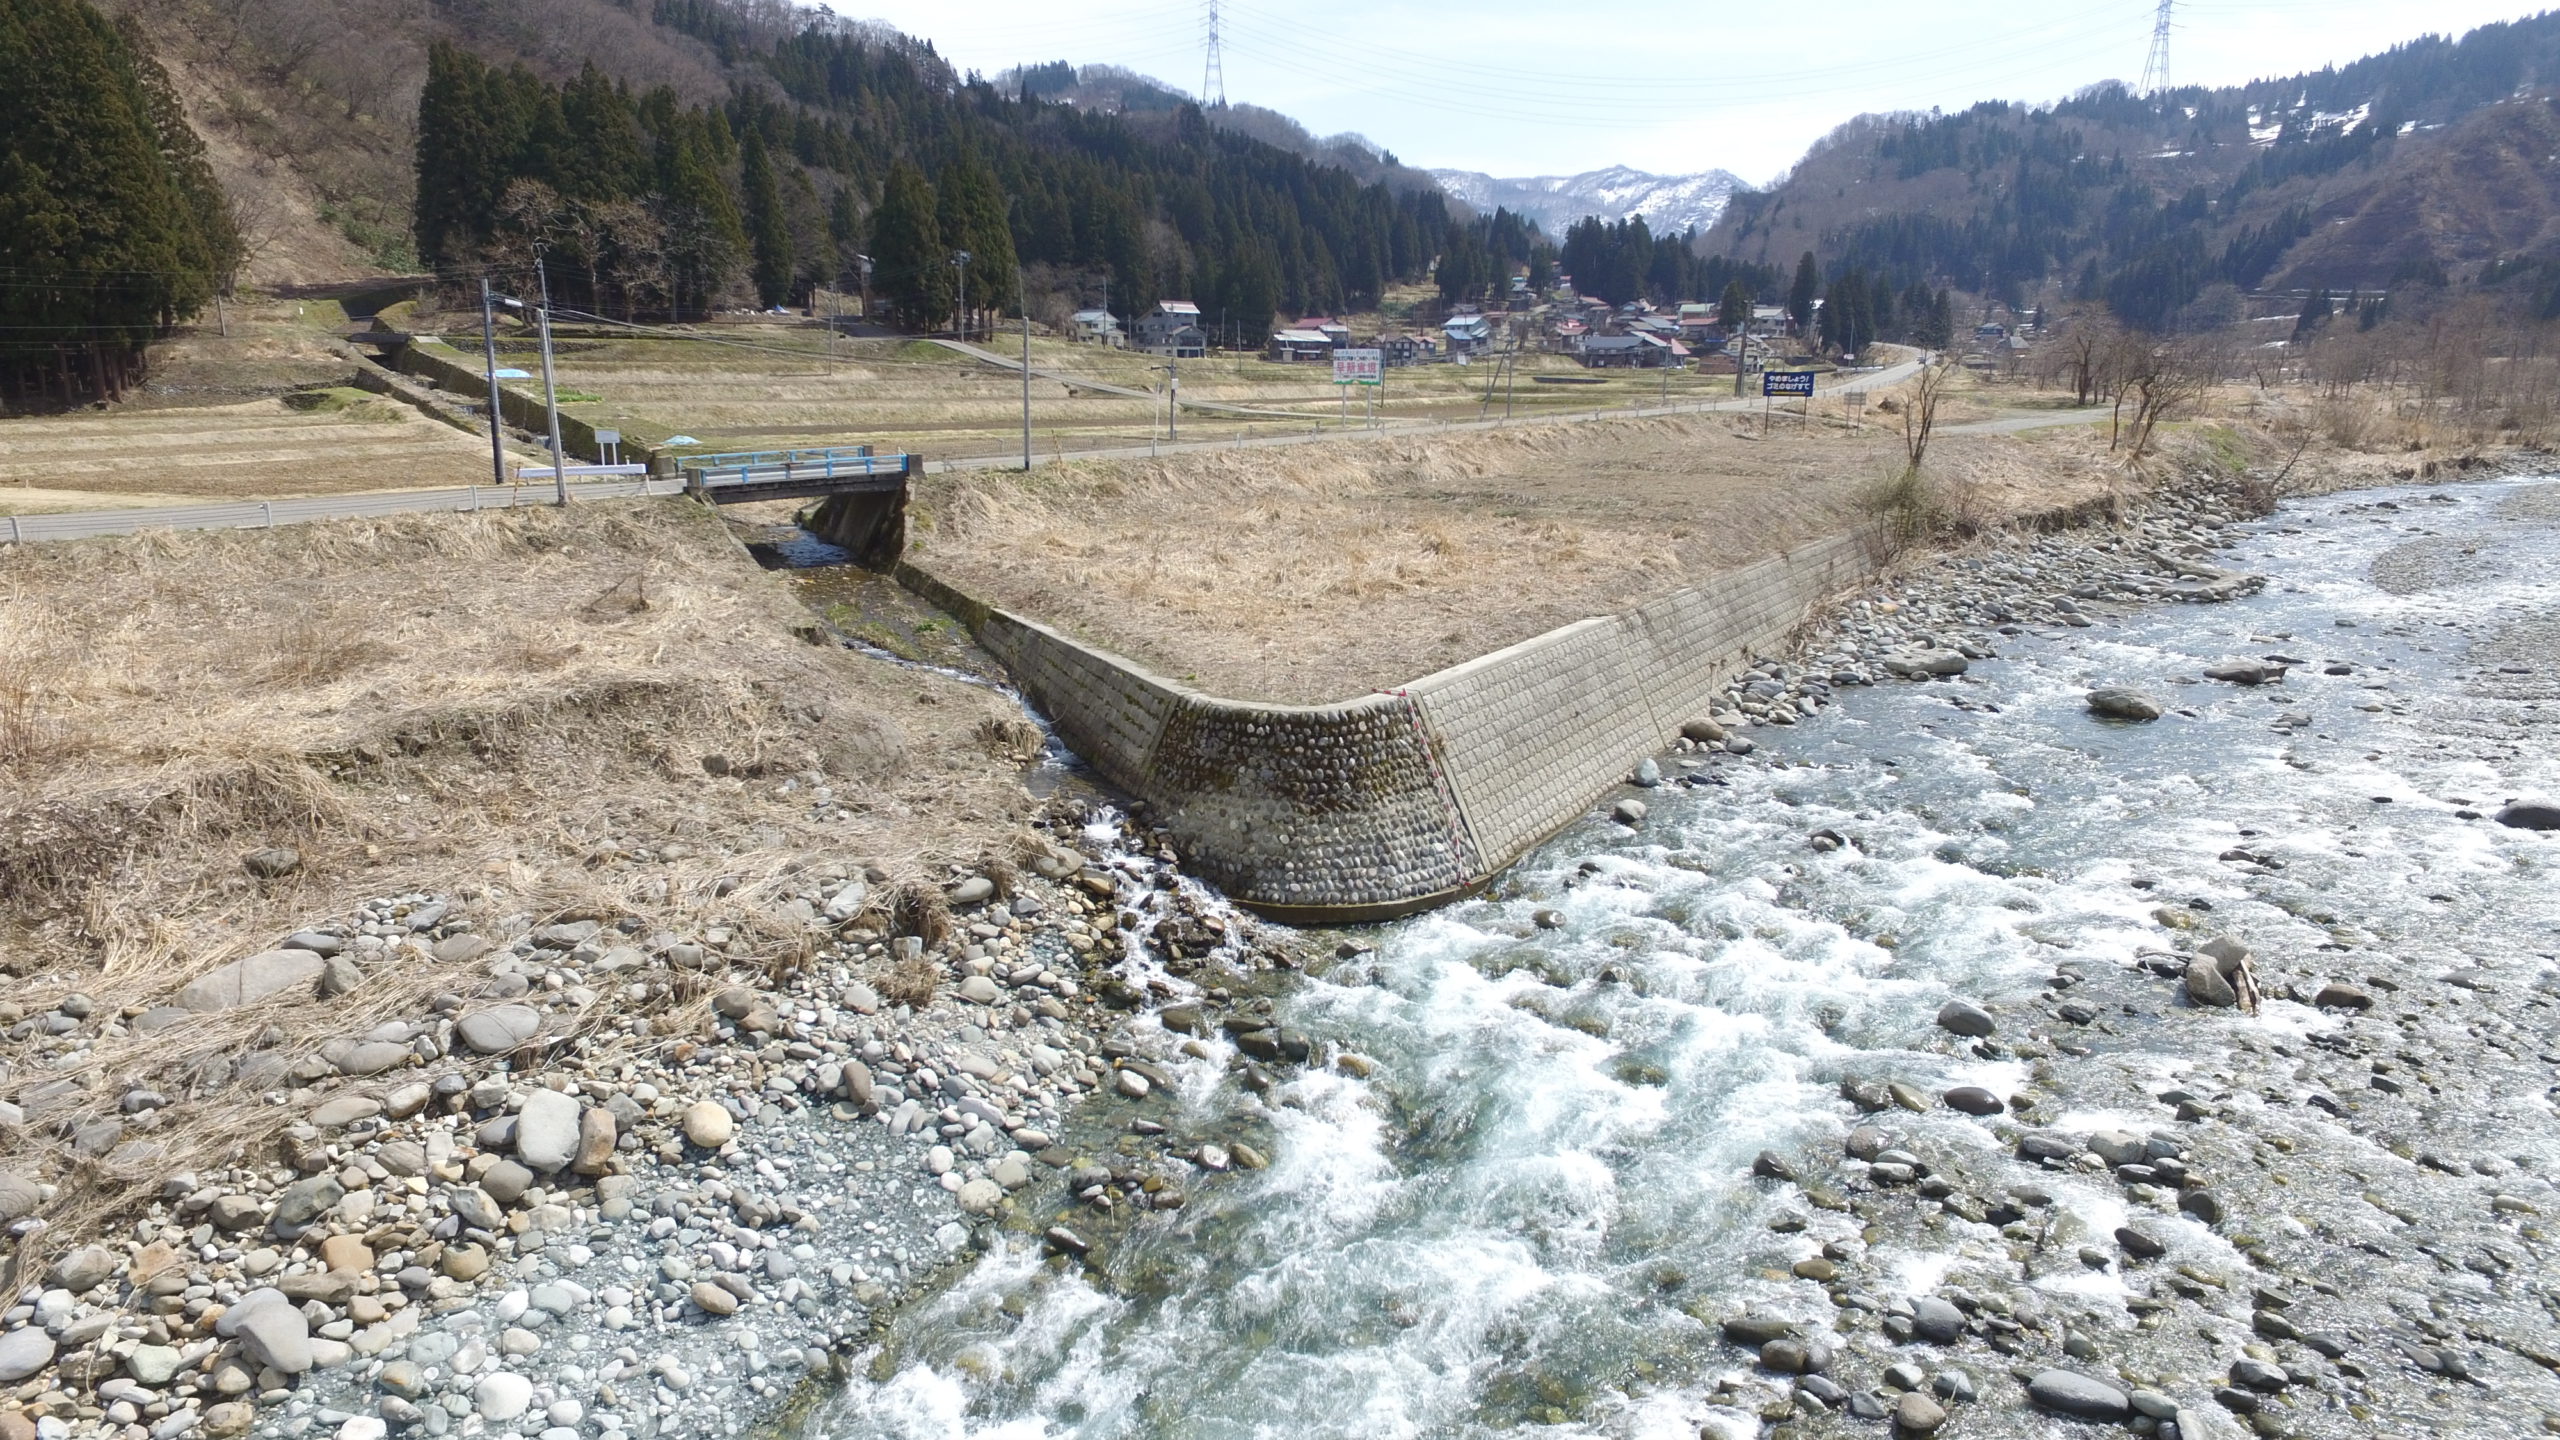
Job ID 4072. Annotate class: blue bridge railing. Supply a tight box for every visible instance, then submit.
[679,448,911,491]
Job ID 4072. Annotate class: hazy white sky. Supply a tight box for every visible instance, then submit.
[831,0,2542,180]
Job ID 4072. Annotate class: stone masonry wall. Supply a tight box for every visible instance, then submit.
[903,530,1878,919]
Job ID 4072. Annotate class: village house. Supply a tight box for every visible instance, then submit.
[1293,316,1353,349]
[1442,312,1495,356]
[1547,316,1590,355]
[1133,300,1207,358]
[1378,333,1437,366]
[1265,327,1333,363]
[1066,308,1124,346]
[1579,332,1673,369]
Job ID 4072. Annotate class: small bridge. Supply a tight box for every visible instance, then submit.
[678,447,916,505]
[675,446,917,568]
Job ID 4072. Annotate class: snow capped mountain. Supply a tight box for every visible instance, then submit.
[1430,165,1748,236]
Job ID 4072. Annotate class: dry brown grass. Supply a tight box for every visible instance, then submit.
[0,498,1044,1214]
[910,405,2135,703]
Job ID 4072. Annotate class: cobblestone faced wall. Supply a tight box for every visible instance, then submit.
[904,532,1876,920]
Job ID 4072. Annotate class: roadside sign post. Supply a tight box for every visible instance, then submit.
[1763,369,1814,437]
[479,279,507,489]
[1332,347,1382,430]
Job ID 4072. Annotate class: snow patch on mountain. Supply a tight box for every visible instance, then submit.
[1430,164,1747,235]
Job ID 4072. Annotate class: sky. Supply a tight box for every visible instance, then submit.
[828,0,2547,181]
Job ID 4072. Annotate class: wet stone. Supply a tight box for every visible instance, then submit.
[2026,1370,2130,1422]
[1910,1297,1964,1345]
[1935,999,1995,1036]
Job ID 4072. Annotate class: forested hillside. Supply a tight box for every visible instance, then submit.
[414,16,1452,335]
[1700,12,2560,329]
[0,0,238,405]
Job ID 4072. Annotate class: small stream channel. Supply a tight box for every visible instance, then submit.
[762,480,2560,1439]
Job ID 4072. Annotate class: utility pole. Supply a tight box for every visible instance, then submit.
[1021,308,1033,471]
[479,278,507,488]
[952,250,971,343]
[1169,354,1178,441]
[534,257,568,505]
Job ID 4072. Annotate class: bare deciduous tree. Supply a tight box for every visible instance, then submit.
[2117,341,2215,463]
[1901,359,1952,474]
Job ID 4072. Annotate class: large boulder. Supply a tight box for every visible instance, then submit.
[2086,688,2163,721]
[513,1090,580,1172]
[0,1172,38,1223]
[231,1299,313,1374]
[1884,650,1970,679]
[47,1245,117,1293]
[176,949,326,1012]
[0,1328,55,1384]
[1935,999,1995,1037]
[2184,958,2238,1008]
[2202,659,2286,686]
[455,1005,540,1056]
[2496,801,2560,831]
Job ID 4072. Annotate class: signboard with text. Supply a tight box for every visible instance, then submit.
[1762,370,1815,397]
[1332,348,1383,386]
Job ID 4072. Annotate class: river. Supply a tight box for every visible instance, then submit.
[801,474,2560,1439]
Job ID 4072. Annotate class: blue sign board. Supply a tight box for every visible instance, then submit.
[1762,370,1815,398]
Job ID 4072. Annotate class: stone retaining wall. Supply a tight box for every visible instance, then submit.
[903,529,1879,921]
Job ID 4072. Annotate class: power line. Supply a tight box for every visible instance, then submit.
[1212,12,2146,129]
[2141,0,2176,93]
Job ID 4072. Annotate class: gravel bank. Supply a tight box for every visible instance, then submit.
[0,808,1308,1440]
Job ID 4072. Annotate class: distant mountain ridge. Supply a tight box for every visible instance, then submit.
[1430,165,1747,236]
[1696,12,2560,323]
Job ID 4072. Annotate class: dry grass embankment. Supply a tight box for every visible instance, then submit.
[907,396,2147,704]
[0,499,1042,1217]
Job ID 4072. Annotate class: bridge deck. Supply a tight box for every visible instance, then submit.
[680,449,915,506]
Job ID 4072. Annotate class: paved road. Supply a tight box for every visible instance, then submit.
[3,359,1929,540]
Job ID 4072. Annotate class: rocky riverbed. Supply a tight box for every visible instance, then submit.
[805,467,2560,1439]
[11,463,2560,1440]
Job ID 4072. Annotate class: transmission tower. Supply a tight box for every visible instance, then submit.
[2139,0,2173,96]
[1202,0,1227,107]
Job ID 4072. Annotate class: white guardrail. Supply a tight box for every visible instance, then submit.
[514,463,651,479]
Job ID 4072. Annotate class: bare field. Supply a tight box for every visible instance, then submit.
[907,404,2147,704]
[0,395,495,511]
[480,322,1766,462]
